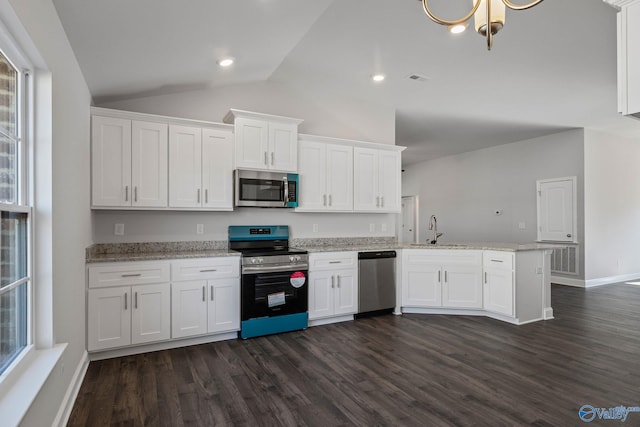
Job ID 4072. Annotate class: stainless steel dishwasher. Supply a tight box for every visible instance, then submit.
[357,251,396,316]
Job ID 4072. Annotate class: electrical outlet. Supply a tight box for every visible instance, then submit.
[536,267,543,274]
[196,224,204,235]
[312,224,318,233]
[381,223,387,232]
[114,223,124,236]
[518,222,526,230]
[369,223,375,233]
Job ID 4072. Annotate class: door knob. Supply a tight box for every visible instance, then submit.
[567,234,572,238]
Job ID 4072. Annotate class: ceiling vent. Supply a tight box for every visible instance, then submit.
[407,73,430,82]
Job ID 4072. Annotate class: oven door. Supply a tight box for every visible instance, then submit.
[241,266,308,320]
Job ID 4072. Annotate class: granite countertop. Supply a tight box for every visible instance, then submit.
[298,242,564,253]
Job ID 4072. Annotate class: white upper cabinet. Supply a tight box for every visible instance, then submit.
[611,0,640,118]
[92,116,168,208]
[353,147,401,213]
[224,109,303,172]
[169,125,234,210]
[297,137,353,212]
[537,177,577,242]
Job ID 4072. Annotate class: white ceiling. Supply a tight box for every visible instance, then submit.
[53,0,640,165]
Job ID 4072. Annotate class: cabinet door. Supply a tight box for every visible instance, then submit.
[131,283,171,345]
[171,280,208,338]
[207,279,240,333]
[87,287,131,351]
[297,140,327,210]
[269,121,298,172]
[333,268,357,316]
[378,150,401,212]
[308,270,334,320]
[326,144,353,211]
[91,116,132,207]
[169,125,202,208]
[484,268,514,316]
[202,128,234,210]
[131,121,168,207]
[402,263,442,307]
[235,117,269,170]
[441,265,483,308]
[353,147,378,211]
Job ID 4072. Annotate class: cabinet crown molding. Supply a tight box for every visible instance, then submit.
[223,108,304,125]
[603,0,640,10]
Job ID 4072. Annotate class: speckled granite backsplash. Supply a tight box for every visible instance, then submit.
[291,237,397,248]
[86,240,228,259]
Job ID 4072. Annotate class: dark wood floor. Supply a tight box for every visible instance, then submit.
[68,284,640,426]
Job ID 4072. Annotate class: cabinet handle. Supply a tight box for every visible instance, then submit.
[197,189,201,203]
[271,152,274,165]
[124,292,128,310]
[202,286,206,302]
[490,259,503,263]
[210,285,214,301]
[331,276,335,288]
[200,269,218,273]
[329,261,341,264]
[376,196,380,208]
[264,151,268,165]
[125,186,129,202]
[329,194,332,206]
[205,189,208,204]
[135,292,138,309]
[438,270,441,283]
[323,194,327,206]
[444,271,448,283]
[337,275,340,288]
[380,196,384,208]
[484,272,488,284]
[121,273,142,278]
[134,186,138,202]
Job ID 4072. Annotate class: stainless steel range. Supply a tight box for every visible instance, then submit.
[229,225,309,339]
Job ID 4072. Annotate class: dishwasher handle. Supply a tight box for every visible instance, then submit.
[358,250,397,260]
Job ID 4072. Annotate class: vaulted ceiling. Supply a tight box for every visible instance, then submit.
[53,0,640,165]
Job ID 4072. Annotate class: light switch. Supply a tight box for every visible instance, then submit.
[196,224,204,235]
[114,223,124,236]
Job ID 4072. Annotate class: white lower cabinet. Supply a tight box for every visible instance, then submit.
[308,252,358,321]
[483,251,515,316]
[88,276,171,351]
[170,258,240,339]
[401,250,482,309]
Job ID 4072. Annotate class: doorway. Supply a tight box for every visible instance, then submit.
[398,196,419,243]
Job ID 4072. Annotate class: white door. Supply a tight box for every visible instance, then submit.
[131,121,168,207]
[207,279,240,333]
[308,270,334,320]
[402,263,442,307]
[91,116,131,207]
[202,128,234,210]
[326,144,354,211]
[87,287,131,351]
[297,140,327,210]
[353,147,378,211]
[235,117,269,170]
[537,177,576,242]
[131,283,171,345]
[171,280,208,338]
[333,269,357,315]
[378,150,401,212]
[269,121,298,172]
[169,125,202,208]
[399,196,418,243]
[441,265,483,308]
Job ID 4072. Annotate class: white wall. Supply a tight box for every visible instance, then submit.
[584,129,640,282]
[98,81,396,145]
[7,0,92,425]
[93,210,396,243]
[403,129,586,279]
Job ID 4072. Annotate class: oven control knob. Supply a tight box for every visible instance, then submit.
[295,255,301,262]
[289,256,295,262]
[258,258,264,263]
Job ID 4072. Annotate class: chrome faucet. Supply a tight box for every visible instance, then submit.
[428,215,443,244]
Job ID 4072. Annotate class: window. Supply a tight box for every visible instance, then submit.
[0,48,30,375]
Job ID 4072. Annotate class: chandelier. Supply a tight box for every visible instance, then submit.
[422,0,544,50]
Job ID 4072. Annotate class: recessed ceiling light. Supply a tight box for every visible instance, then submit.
[372,74,385,82]
[218,58,234,67]
[449,24,466,34]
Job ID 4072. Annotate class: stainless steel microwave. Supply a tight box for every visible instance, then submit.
[234,169,299,208]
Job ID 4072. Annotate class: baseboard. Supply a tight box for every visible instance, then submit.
[585,273,640,288]
[53,350,89,427]
[550,275,585,287]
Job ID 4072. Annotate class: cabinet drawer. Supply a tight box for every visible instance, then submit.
[483,251,514,270]
[309,252,357,270]
[171,257,240,281]
[88,262,170,289]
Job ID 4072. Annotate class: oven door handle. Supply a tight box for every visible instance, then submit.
[242,263,308,273]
